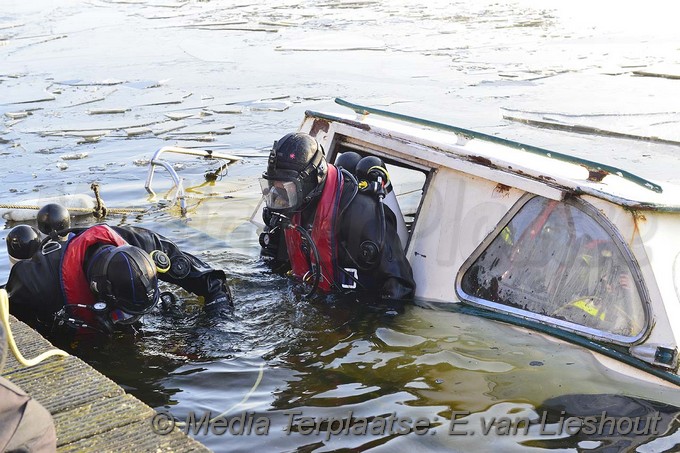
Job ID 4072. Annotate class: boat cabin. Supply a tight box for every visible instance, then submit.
[296,98,680,385]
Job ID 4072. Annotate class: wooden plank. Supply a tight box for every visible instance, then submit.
[2,316,209,452]
[4,356,125,414]
[54,394,154,446]
[2,318,57,374]
[57,417,211,453]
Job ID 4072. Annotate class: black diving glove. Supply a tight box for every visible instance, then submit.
[204,277,233,309]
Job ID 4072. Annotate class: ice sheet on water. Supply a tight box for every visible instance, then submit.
[500,72,680,144]
[87,108,129,115]
[0,84,55,105]
[25,115,164,134]
[123,80,165,89]
[632,65,680,80]
[152,122,187,136]
[125,126,153,137]
[60,152,89,160]
[164,112,194,121]
[165,123,235,135]
[276,34,386,52]
[248,100,291,112]
[56,79,124,86]
[503,113,680,146]
[207,106,244,114]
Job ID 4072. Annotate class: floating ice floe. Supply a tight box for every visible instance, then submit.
[182,21,278,32]
[40,130,110,139]
[276,35,386,51]
[60,152,89,160]
[500,108,680,145]
[0,88,55,105]
[0,22,25,31]
[125,126,153,137]
[165,112,194,121]
[165,135,216,142]
[248,100,292,112]
[56,79,125,86]
[87,108,129,115]
[207,105,244,114]
[165,123,235,135]
[123,80,165,89]
[153,122,187,136]
[259,21,297,28]
[4,111,30,120]
[62,89,116,108]
[632,65,680,80]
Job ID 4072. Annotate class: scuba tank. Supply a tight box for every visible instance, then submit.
[354,155,409,250]
[6,225,41,269]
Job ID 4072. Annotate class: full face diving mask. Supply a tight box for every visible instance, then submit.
[259,171,303,211]
[259,147,324,212]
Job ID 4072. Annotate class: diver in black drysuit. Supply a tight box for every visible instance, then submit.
[259,133,415,302]
[4,205,231,335]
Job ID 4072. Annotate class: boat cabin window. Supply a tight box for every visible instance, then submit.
[458,196,648,342]
[331,146,428,245]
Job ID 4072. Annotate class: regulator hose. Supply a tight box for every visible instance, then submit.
[368,165,389,255]
[295,224,321,297]
[269,211,322,298]
[338,168,358,219]
[376,197,386,255]
[0,289,69,367]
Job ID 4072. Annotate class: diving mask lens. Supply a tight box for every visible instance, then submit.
[259,178,299,210]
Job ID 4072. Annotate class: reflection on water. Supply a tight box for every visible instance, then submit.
[43,231,679,451]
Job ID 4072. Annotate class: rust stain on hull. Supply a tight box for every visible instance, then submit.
[468,155,493,167]
[309,118,330,137]
[587,169,609,182]
[492,183,511,198]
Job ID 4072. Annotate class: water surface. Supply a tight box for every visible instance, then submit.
[1,1,679,451]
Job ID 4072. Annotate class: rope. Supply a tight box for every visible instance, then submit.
[91,183,107,218]
[0,203,147,213]
[0,179,255,219]
[0,203,147,215]
[0,289,69,367]
[0,182,147,217]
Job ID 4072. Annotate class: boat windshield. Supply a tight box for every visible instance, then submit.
[459,196,647,341]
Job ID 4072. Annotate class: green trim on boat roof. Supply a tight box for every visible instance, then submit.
[334,98,663,194]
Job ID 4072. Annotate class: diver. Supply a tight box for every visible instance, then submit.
[258,132,415,302]
[3,203,232,335]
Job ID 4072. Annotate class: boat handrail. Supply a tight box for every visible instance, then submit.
[334,98,663,194]
[144,146,241,215]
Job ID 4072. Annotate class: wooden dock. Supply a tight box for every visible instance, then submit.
[1,316,210,452]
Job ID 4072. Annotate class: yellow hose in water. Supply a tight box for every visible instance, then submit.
[0,288,69,367]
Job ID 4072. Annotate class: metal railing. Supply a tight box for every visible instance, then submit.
[144,146,241,215]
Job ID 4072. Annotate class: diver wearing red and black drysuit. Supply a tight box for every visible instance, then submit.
[259,133,414,301]
[4,204,231,334]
